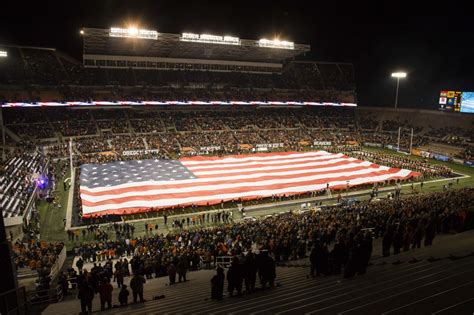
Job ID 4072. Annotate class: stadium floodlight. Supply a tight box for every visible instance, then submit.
[80,30,84,35]
[391,72,407,78]
[128,27,138,36]
[180,33,240,45]
[258,39,294,50]
[391,72,407,108]
[109,27,158,40]
[0,50,7,58]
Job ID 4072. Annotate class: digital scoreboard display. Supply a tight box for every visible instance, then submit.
[439,90,462,111]
[460,92,474,114]
[439,90,473,113]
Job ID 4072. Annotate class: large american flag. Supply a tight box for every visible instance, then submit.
[79,151,420,217]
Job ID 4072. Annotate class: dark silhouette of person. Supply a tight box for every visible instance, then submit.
[310,243,319,278]
[344,242,359,278]
[320,243,329,275]
[130,272,146,303]
[78,281,94,314]
[412,221,425,249]
[358,232,373,275]
[168,263,177,285]
[177,257,188,282]
[382,227,393,257]
[393,226,404,255]
[98,277,113,310]
[119,285,130,306]
[424,220,436,246]
[227,257,243,296]
[331,237,347,275]
[243,251,258,293]
[258,251,276,289]
[211,267,225,300]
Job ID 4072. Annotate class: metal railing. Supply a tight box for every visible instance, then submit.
[26,285,63,306]
[0,287,27,315]
[49,246,67,280]
[0,284,63,314]
[215,256,234,269]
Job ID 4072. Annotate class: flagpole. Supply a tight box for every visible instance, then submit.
[397,127,401,152]
[69,138,73,176]
[0,106,5,161]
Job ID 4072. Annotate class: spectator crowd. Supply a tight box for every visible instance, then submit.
[67,188,473,308]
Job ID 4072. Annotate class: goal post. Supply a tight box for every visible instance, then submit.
[397,127,414,155]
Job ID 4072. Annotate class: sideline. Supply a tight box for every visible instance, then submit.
[65,171,469,231]
[65,168,75,230]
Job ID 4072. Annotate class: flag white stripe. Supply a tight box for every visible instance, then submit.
[81,166,390,203]
[81,160,371,192]
[82,169,412,214]
[184,153,345,170]
[180,151,331,166]
[192,158,357,176]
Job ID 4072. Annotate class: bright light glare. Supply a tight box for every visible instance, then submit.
[80,30,84,35]
[391,72,407,78]
[109,27,158,40]
[181,33,240,45]
[258,38,294,50]
[0,50,7,57]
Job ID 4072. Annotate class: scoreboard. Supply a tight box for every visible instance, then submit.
[460,92,474,113]
[439,90,462,111]
[439,90,474,113]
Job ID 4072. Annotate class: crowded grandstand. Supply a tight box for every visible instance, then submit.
[0,22,473,315]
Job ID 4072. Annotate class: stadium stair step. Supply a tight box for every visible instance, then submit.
[432,296,474,315]
[43,231,474,315]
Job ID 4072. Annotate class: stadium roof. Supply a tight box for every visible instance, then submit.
[82,27,310,63]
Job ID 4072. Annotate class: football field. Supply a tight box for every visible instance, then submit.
[38,147,473,246]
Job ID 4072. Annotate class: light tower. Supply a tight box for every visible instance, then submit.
[391,72,407,109]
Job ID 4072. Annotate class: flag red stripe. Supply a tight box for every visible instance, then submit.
[81,173,418,218]
[184,154,346,172]
[81,168,403,207]
[80,150,421,217]
[194,159,363,179]
[183,152,340,169]
[179,150,325,162]
[80,161,375,196]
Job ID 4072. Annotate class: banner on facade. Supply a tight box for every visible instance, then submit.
[346,141,359,146]
[420,150,431,158]
[432,154,449,162]
[364,142,383,148]
[239,144,253,150]
[255,143,284,149]
[411,148,421,156]
[122,149,160,156]
[314,141,332,146]
[199,146,221,152]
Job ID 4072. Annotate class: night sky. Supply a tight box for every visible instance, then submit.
[1,0,473,109]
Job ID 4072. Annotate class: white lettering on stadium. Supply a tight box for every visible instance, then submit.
[122,149,160,156]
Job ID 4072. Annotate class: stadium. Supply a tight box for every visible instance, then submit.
[0,4,473,315]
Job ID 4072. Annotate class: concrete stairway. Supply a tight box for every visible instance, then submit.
[43,230,474,315]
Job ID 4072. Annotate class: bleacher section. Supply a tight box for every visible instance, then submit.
[3,106,472,162]
[0,151,46,218]
[0,45,356,104]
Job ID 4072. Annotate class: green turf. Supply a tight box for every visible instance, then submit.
[38,166,70,243]
[39,147,474,246]
[361,147,474,192]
